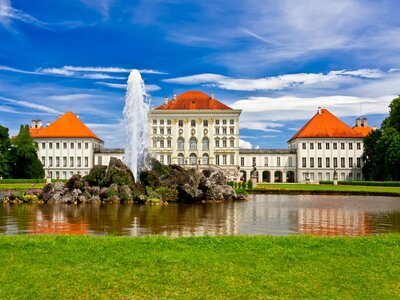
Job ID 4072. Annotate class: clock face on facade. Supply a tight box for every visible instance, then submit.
[204,129,208,135]
[179,129,183,135]
[191,129,196,136]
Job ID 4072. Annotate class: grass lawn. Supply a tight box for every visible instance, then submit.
[0,235,399,299]
[0,183,45,190]
[255,183,400,195]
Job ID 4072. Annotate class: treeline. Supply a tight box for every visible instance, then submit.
[363,96,400,181]
[0,124,44,179]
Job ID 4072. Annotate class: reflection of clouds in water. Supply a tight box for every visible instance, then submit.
[0,195,400,236]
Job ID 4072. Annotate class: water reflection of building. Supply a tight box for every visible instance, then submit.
[297,208,372,236]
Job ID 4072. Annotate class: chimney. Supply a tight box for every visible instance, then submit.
[373,125,377,130]
[173,93,177,101]
[76,115,79,119]
[164,96,168,105]
[37,120,43,128]
[46,122,50,127]
[211,93,215,100]
[355,118,361,127]
[31,120,37,128]
[317,107,322,115]
[361,118,367,127]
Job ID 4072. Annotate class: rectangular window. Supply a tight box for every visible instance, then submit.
[230,155,234,165]
[357,157,361,168]
[153,140,157,148]
[326,157,330,168]
[167,128,171,135]
[42,142,46,149]
[318,172,322,181]
[160,119,164,125]
[41,156,45,166]
[341,157,345,168]
[56,171,59,179]
[349,143,353,150]
[70,157,74,167]
[333,157,338,168]
[333,143,337,149]
[160,128,164,135]
[341,143,345,150]
[223,155,227,165]
[310,143,314,150]
[160,155,164,164]
[167,155,171,165]
[63,157,67,167]
[216,120,220,125]
[167,119,171,125]
[230,119,234,125]
[63,142,67,149]
[223,139,227,148]
[160,140,164,148]
[152,128,157,134]
[302,157,307,168]
[230,139,234,148]
[241,157,245,167]
[85,157,88,167]
[349,157,353,168]
[341,173,345,181]
[222,127,227,134]
[49,157,53,167]
[63,171,66,179]
[215,127,220,135]
[49,143,53,149]
[56,157,60,167]
[215,140,220,148]
[223,119,227,125]
[310,157,314,168]
[326,143,330,150]
[252,157,256,166]
[357,143,361,150]
[230,127,234,134]
[70,143,74,149]
[277,157,281,167]
[153,119,157,125]
[203,120,208,127]
[78,143,81,149]
[97,156,102,165]
[302,143,306,149]
[326,173,330,181]
[349,172,353,180]
[318,157,322,168]
[77,157,81,167]
[56,142,60,149]
[85,143,89,149]
[167,140,171,148]
[216,155,220,165]
[178,120,183,127]
[318,143,322,150]
[264,157,268,167]
[288,156,293,167]
[191,120,196,127]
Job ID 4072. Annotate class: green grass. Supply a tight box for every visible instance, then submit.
[255,183,400,195]
[0,182,45,190]
[0,235,399,299]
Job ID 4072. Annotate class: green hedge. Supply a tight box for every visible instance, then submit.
[0,179,67,184]
[319,180,400,187]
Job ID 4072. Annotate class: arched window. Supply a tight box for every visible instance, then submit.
[202,153,209,165]
[215,138,220,148]
[222,138,227,148]
[189,137,197,151]
[202,137,209,151]
[189,153,197,165]
[177,137,184,150]
[177,153,184,165]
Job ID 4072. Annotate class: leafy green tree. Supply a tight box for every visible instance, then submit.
[0,125,11,178]
[385,133,400,181]
[382,96,400,132]
[9,125,44,179]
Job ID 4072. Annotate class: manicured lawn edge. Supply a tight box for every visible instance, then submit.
[0,235,399,299]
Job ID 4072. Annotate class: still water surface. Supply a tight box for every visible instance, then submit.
[1,194,400,236]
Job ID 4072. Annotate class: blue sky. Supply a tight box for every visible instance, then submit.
[0,0,399,149]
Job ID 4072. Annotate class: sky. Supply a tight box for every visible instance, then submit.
[0,0,399,149]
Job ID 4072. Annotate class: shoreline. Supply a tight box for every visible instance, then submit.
[248,189,400,197]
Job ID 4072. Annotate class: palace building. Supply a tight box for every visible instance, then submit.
[29,91,373,183]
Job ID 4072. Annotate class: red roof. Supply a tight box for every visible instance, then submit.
[155,91,232,110]
[29,112,102,141]
[289,108,363,141]
[352,125,373,137]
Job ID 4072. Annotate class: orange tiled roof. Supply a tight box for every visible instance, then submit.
[29,112,102,141]
[352,125,373,137]
[289,108,363,141]
[155,91,232,110]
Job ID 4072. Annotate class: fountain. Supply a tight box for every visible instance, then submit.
[123,70,150,179]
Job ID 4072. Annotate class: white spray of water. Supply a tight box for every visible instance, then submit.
[123,70,150,179]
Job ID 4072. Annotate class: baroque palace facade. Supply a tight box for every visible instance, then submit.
[30,91,373,183]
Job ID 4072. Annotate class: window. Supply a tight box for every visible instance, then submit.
[302,143,306,149]
[85,143,89,149]
[153,140,157,148]
[357,157,361,168]
[191,120,196,127]
[333,157,338,168]
[310,143,314,150]
[167,155,171,165]
[178,120,183,127]
[78,143,81,149]
[341,157,345,168]
[230,138,234,148]
[63,171,67,179]
[70,157,74,167]
[252,157,256,166]
[160,140,164,148]
[318,173,322,181]
[349,143,353,150]
[302,157,307,168]
[49,143,53,149]
[167,140,171,148]
[349,172,353,180]
[230,127,234,134]
[153,119,157,125]
[264,157,268,167]
[202,138,209,150]
[167,128,171,135]
[63,157,67,167]
[288,156,293,167]
[167,119,171,125]
[71,142,74,149]
[160,155,164,164]
[202,154,209,165]
[318,157,322,168]
[277,157,281,167]
[42,143,46,149]
[97,156,102,165]
[77,157,81,167]
[349,157,353,168]
[241,157,245,167]
[216,120,220,125]
[177,153,184,165]
[326,143,330,150]
[216,155,220,165]
[56,171,59,179]
[326,173,331,181]
[223,119,227,125]
[341,143,345,150]
[63,142,67,149]
[56,142,60,149]
[41,156,45,166]
[326,157,330,168]
[222,139,227,148]
[56,157,60,167]
[85,157,88,167]
[160,119,164,125]
[49,157,53,167]
[223,155,227,165]
[215,127,220,135]
[189,137,197,150]
[177,138,184,150]
[222,127,227,134]
[230,155,234,165]
[152,128,157,134]
[160,128,164,135]
[318,143,322,149]
[341,173,345,181]
[215,139,220,148]
[310,157,314,168]
[333,143,337,150]
[357,143,361,150]
[230,119,234,125]
[203,120,208,127]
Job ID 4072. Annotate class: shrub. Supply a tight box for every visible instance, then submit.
[155,186,178,201]
[241,181,246,189]
[0,179,45,183]
[319,180,400,187]
[247,180,253,189]
[85,165,107,187]
[16,190,25,201]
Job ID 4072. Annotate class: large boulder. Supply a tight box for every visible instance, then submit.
[118,185,133,202]
[85,165,107,187]
[104,157,135,186]
[177,184,203,202]
[65,174,84,190]
[40,182,64,202]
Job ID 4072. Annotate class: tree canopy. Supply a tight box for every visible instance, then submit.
[363,96,400,181]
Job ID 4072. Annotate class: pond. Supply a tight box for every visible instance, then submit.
[1,194,400,236]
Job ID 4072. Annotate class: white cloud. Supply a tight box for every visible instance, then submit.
[0,96,61,114]
[62,66,167,75]
[96,82,161,92]
[79,0,114,19]
[239,139,252,149]
[163,69,383,91]
[48,94,98,101]
[0,0,47,28]
[0,65,42,75]
[239,121,283,132]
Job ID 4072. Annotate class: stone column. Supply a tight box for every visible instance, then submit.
[270,171,275,183]
[282,171,287,183]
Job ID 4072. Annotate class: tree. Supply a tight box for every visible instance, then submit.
[0,125,11,178]
[9,125,44,179]
[385,133,400,181]
[382,96,400,132]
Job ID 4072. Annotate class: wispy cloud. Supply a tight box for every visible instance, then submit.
[0,0,47,29]
[0,96,61,114]
[79,0,114,19]
[96,82,161,92]
[60,66,167,75]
